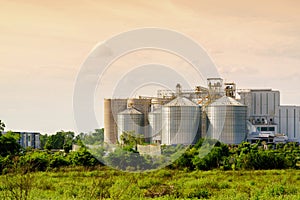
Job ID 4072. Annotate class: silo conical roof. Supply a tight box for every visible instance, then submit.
[118,107,143,114]
[209,96,244,106]
[163,96,198,107]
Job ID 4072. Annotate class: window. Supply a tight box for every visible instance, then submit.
[269,127,275,132]
[261,127,268,131]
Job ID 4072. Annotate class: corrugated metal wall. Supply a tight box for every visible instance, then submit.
[207,104,247,145]
[161,105,201,145]
[117,108,144,143]
[148,108,162,143]
[278,106,300,142]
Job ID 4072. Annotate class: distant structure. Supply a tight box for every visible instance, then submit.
[3,131,41,149]
[104,79,300,145]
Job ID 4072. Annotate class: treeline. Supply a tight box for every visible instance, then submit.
[0,128,104,174]
[0,147,100,174]
[40,129,104,152]
[98,138,300,171]
[1,125,300,173]
[172,139,300,171]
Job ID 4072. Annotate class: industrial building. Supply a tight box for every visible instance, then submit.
[104,78,300,145]
[3,131,41,149]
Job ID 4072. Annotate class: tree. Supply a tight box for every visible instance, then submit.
[44,131,75,152]
[39,134,48,150]
[0,131,21,156]
[62,131,74,153]
[68,147,99,166]
[120,131,145,151]
[0,120,5,133]
[105,147,149,170]
[79,128,104,145]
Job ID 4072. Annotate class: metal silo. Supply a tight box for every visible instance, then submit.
[206,96,247,144]
[127,98,151,142]
[148,108,162,143]
[117,107,144,143]
[161,96,201,145]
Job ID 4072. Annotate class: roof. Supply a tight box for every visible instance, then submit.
[209,96,245,106]
[118,107,143,115]
[163,96,198,107]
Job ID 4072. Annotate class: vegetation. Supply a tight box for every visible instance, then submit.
[1,168,300,199]
[0,120,5,133]
[0,131,21,157]
[1,120,300,199]
[0,128,300,173]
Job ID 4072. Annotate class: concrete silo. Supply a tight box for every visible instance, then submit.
[104,99,127,144]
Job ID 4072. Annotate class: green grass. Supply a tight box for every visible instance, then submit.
[1,167,300,199]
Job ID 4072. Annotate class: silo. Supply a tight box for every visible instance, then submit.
[127,98,152,142]
[206,96,247,144]
[148,108,162,143]
[117,107,144,143]
[161,96,201,145]
[104,99,127,144]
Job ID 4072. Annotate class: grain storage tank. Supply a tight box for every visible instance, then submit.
[104,99,128,144]
[206,96,247,144]
[161,96,201,145]
[148,108,162,143]
[117,107,144,143]
[127,98,151,142]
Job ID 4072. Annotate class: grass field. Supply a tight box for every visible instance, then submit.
[1,167,300,199]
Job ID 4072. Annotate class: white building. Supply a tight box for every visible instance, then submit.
[238,89,280,124]
[3,131,41,149]
[238,89,300,142]
[278,106,300,142]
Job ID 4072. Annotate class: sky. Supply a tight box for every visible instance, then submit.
[0,0,299,133]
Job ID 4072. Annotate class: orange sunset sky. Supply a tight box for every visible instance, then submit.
[0,0,299,133]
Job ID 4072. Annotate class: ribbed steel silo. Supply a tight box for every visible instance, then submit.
[117,107,144,143]
[148,108,162,143]
[127,98,151,142]
[161,96,201,145]
[206,96,247,144]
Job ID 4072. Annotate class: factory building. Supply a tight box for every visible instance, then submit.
[3,131,41,149]
[18,132,41,149]
[238,89,280,121]
[278,106,300,142]
[104,79,300,145]
[238,89,300,142]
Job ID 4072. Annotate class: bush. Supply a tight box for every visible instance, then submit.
[19,151,50,172]
[0,155,12,174]
[68,148,99,167]
[49,152,70,168]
